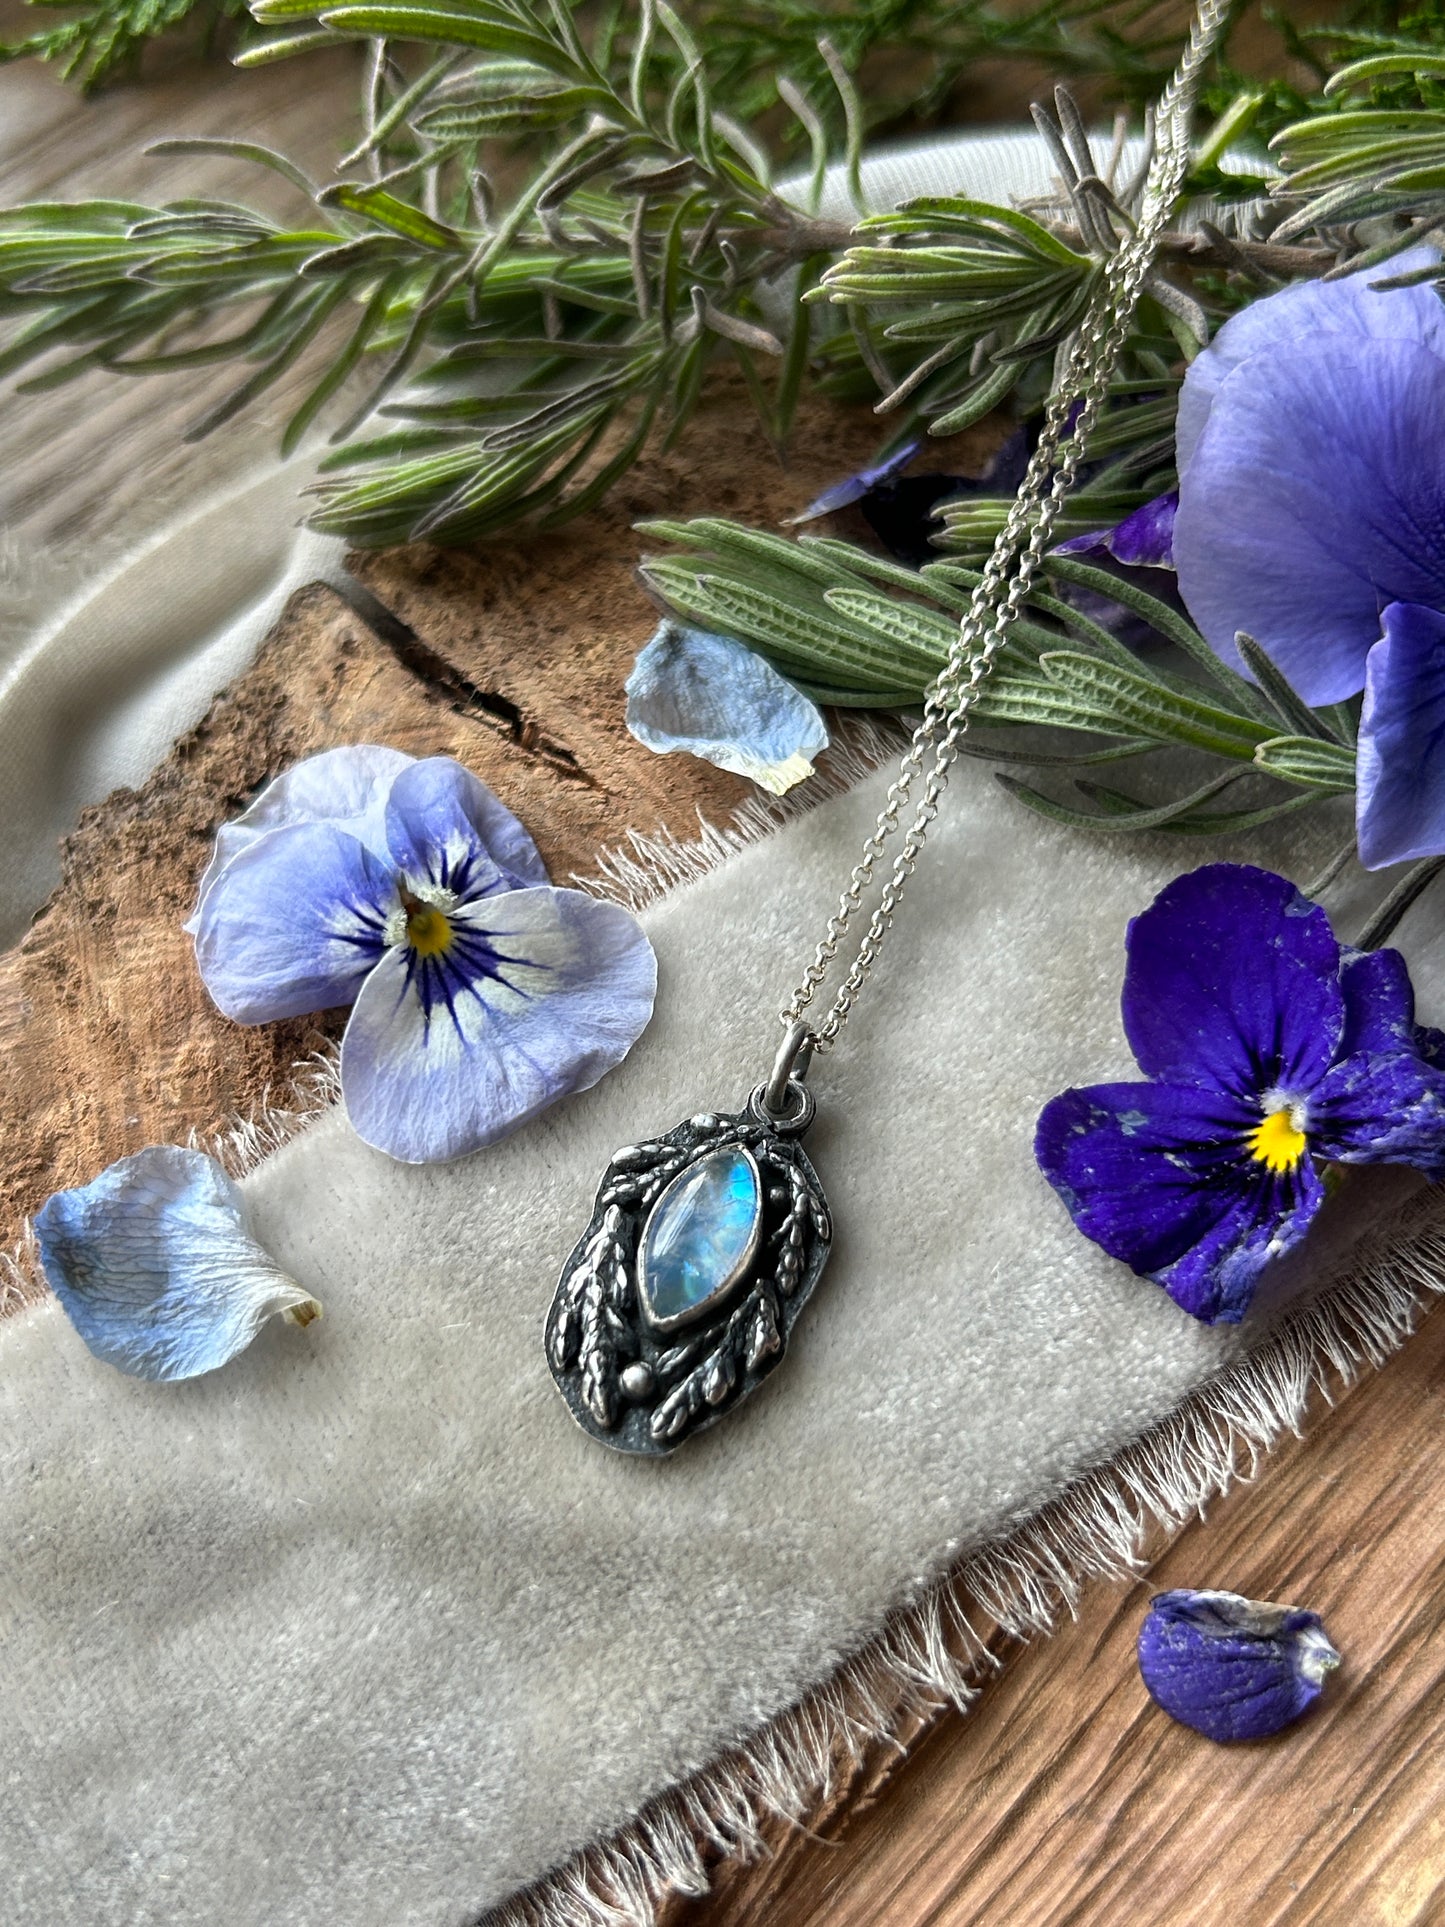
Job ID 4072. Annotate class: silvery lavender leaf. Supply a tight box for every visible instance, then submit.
[1138,1588,1340,1742]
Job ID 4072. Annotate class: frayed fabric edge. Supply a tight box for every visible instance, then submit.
[482,1185,1445,1927]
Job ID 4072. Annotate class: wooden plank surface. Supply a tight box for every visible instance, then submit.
[3,34,1444,1927]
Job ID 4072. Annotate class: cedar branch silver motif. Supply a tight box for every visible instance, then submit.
[546,1105,830,1455]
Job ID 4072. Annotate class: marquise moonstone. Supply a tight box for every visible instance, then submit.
[638,1147,761,1331]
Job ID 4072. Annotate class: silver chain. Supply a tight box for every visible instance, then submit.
[779,0,1232,1056]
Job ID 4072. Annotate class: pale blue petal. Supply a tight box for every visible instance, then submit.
[34,1146,318,1381]
[384,755,549,896]
[1357,601,1445,869]
[192,822,396,1022]
[1174,337,1445,704]
[339,886,657,1162]
[187,744,413,931]
[1177,247,1445,471]
[625,620,829,797]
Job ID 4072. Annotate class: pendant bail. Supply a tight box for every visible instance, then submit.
[754,1020,817,1132]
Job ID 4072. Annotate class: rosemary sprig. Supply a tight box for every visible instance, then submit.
[0,0,249,91]
[1,0,1442,558]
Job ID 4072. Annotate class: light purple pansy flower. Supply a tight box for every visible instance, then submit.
[1035,864,1445,1324]
[35,1145,318,1381]
[1170,250,1445,868]
[1056,252,1445,867]
[188,747,657,1163]
[625,619,828,796]
[1138,1589,1340,1744]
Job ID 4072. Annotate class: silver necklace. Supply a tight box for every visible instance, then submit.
[547,0,1231,1453]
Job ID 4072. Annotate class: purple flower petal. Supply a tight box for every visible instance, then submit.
[1122,865,1343,1103]
[625,620,829,796]
[1034,1078,1322,1324]
[384,754,548,896]
[339,886,656,1162]
[1055,490,1178,568]
[1175,338,1445,704]
[1138,1589,1340,1743]
[187,744,413,930]
[1357,601,1445,870]
[1338,945,1417,1056]
[34,1146,319,1381]
[789,438,922,522]
[1311,1047,1445,1168]
[191,822,396,1023]
[1177,246,1445,472]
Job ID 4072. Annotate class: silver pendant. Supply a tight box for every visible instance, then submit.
[546,1026,830,1455]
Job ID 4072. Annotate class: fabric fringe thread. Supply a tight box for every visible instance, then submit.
[484,1186,1445,1927]
[7,727,1445,1925]
[575,714,908,913]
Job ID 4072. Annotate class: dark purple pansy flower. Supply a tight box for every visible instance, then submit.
[1138,1589,1340,1743]
[1035,863,1445,1324]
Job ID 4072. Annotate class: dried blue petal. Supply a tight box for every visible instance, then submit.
[625,619,828,796]
[34,1146,320,1381]
[1138,1588,1340,1743]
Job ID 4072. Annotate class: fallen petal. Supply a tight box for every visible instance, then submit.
[625,620,828,797]
[1138,1588,1340,1743]
[34,1145,319,1381]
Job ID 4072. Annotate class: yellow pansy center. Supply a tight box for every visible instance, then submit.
[389,883,458,958]
[405,902,453,957]
[1247,1106,1307,1174]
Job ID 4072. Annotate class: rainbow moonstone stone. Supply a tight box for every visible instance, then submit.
[638,1147,762,1331]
